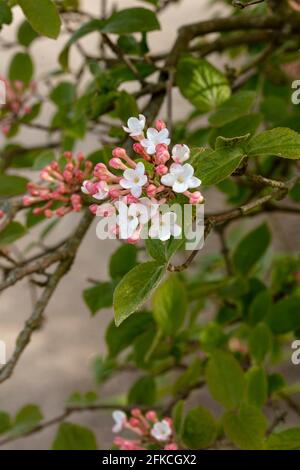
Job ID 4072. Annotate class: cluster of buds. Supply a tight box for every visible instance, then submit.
[0,77,36,135]
[82,115,204,243]
[112,409,178,451]
[23,151,93,218]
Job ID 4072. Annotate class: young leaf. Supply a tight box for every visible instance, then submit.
[182,406,217,449]
[18,0,61,39]
[223,404,267,450]
[83,282,114,316]
[113,261,166,326]
[267,428,300,450]
[205,350,245,409]
[233,223,271,276]
[0,222,27,247]
[247,127,300,159]
[52,422,98,450]
[101,8,160,35]
[209,91,257,127]
[246,366,268,408]
[249,323,272,363]
[176,56,231,112]
[192,146,245,186]
[268,296,300,334]
[128,376,156,406]
[152,276,187,335]
[9,52,34,85]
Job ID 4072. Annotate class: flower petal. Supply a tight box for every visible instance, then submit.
[173,181,188,193]
[188,176,201,188]
[131,185,142,198]
[161,173,175,187]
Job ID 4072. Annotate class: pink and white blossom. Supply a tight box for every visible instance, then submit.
[161,163,201,193]
[123,114,146,137]
[141,128,171,155]
[120,162,148,198]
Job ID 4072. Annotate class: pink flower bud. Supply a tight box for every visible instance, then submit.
[56,207,67,217]
[65,162,74,172]
[156,164,168,176]
[125,194,139,204]
[112,147,127,159]
[164,443,178,450]
[44,209,53,218]
[50,161,59,171]
[155,144,170,165]
[94,163,108,179]
[89,204,98,215]
[189,191,204,205]
[156,119,166,131]
[146,411,157,422]
[33,207,43,215]
[129,418,140,428]
[131,408,142,418]
[23,196,33,207]
[109,158,126,170]
[63,151,73,159]
[63,170,73,183]
[109,187,122,198]
[77,152,85,162]
[147,184,157,198]
[0,210,4,219]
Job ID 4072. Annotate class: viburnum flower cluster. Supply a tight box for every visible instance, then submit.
[23,151,93,218]
[112,409,178,450]
[82,115,204,243]
[0,77,36,135]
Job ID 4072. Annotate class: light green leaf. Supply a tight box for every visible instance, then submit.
[101,8,160,35]
[191,146,245,186]
[176,56,231,112]
[209,91,256,127]
[267,428,300,450]
[152,276,187,335]
[249,323,272,363]
[9,405,43,437]
[83,282,114,316]
[113,261,166,326]
[182,406,217,449]
[246,366,268,408]
[268,296,300,334]
[18,0,61,39]
[205,350,245,409]
[52,422,98,450]
[233,223,271,276]
[247,127,300,159]
[0,222,27,247]
[223,403,267,450]
[9,52,34,85]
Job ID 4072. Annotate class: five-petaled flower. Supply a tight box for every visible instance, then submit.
[141,128,171,155]
[161,163,201,193]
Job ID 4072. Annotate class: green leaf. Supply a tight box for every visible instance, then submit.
[209,113,262,144]
[59,19,103,70]
[109,245,138,281]
[18,0,61,39]
[247,128,300,159]
[249,323,272,363]
[145,239,167,263]
[106,312,153,357]
[172,401,185,438]
[205,350,245,409]
[182,406,217,449]
[9,52,34,85]
[0,0,12,26]
[176,56,231,112]
[83,282,114,316]
[173,358,202,396]
[33,150,56,171]
[192,146,245,186]
[9,405,43,437]
[0,222,27,247]
[246,366,268,408]
[209,91,257,127]
[113,261,166,327]
[17,20,39,47]
[0,174,28,197]
[52,422,98,450]
[50,82,76,107]
[102,8,160,35]
[115,91,139,123]
[128,376,156,406]
[0,411,11,435]
[152,276,187,335]
[268,296,300,334]
[267,428,300,450]
[248,290,272,326]
[223,404,267,450]
[233,223,271,276]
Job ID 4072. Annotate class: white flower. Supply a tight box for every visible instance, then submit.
[149,211,182,242]
[112,410,127,433]
[120,162,148,198]
[151,420,172,442]
[123,114,146,137]
[116,198,153,239]
[172,144,190,163]
[161,163,201,193]
[141,128,171,155]
[93,181,109,200]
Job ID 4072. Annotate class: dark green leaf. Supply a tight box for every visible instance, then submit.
[109,244,138,281]
[83,282,114,316]
[233,223,271,276]
[268,296,300,334]
[113,261,166,326]
[0,0,12,26]
[0,411,11,435]
[102,8,160,35]
[145,239,167,263]
[9,52,34,85]
[17,20,39,46]
[128,376,156,406]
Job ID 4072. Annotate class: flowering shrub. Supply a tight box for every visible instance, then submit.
[1,0,300,453]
